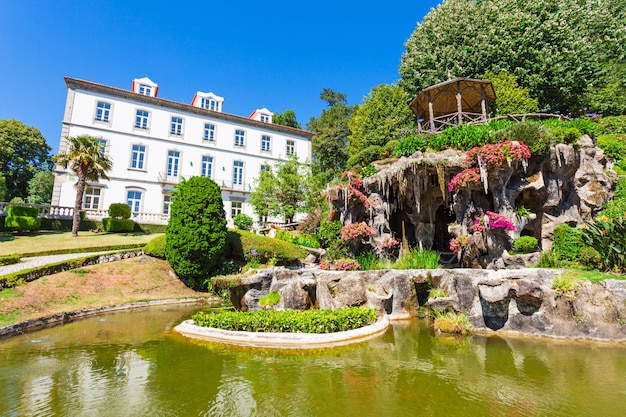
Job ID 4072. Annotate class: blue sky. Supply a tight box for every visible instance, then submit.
[1,0,441,154]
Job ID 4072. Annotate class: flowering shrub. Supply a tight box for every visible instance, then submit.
[465,140,531,167]
[332,259,361,271]
[448,168,481,192]
[473,217,486,232]
[319,259,330,270]
[340,170,370,207]
[327,209,337,223]
[380,236,399,249]
[341,222,374,240]
[485,211,516,231]
[449,236,469,254]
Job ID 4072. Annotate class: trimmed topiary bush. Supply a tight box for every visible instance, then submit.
[224,229,306,266]
[4,205,41,232]
[108,203,131,219]
[512,236,538,253]
[165,176,227,290]
[102,203,134,232]
[102,218,134,232]
[143,234,166,259]
[233,213,253,230]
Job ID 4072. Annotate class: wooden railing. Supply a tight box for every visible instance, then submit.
[418,112,564,133]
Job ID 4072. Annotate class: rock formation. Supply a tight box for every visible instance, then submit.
[215,267,626,342]
[328,135,616,268]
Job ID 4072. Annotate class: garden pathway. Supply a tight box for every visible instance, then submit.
[0,252,111,276]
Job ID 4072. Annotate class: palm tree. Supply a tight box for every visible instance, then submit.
[53,135,113,236]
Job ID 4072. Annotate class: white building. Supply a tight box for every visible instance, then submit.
[51,77,313,225]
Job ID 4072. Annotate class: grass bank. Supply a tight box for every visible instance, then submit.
[0,256,210,328]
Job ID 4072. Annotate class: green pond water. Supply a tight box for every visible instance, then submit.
[1,305,625,417]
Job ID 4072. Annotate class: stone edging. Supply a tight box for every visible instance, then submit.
[174,314,391,349]
[0,297,215,338]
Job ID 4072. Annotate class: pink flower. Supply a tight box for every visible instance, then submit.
[485,211,516,231]
[448,168,481,192]
[449,236,469,254]
[466,141,531,167]
[341,222,374,241]
[380,236,399,249]
[332,259,361,271]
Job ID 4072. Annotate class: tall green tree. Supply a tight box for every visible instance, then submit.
[483,71,539,116]
[52,135,113,236]
[399,0,626,115]
[0,119,51,200]
[347,84,418,155]
[272,109,302,129]
[250,155,311,223]
[165,176,227,291]
[307,89,354,181]
[27,170,55,205]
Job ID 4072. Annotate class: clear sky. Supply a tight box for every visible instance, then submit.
[1,0,441,154]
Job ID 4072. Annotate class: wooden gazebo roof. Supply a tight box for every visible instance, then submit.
[409,78,496,132]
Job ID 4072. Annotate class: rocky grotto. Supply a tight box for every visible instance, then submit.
[217,135,626,342]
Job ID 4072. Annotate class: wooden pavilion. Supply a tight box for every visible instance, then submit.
[409,77,496,133]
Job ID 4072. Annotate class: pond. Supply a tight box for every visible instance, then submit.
[1,305,625,417]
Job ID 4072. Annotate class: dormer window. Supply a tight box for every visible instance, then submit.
[138,84,152,96]
[201,98,219,111]
[192,92,224,112]
[260,114,270,123]
[249,108,273,123]
[132,77,158,97]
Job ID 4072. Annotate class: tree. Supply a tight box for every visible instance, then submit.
[250,155,311,223]
[52,135,113,236]
[307,89,354,181]
[27,170,55,205]
[0,172,8,202]
[165,176,227,291]
[483,71,539,116]
[347,84,418,155]
[272,109,302,129]
[398,0,626,116]
[0,119,51,200]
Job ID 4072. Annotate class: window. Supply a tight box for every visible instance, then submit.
[95,101,111,122]
[260,163,270,173]
[83,186,102,209]
[233,160,244,186]
[204,123,216,142]
[234,129,245,147]
[201,155,213,178]
[135,110,149,129]
[130,144,146,169]
[261,135,271,152]
[163,194,172,215]
[231,201,243,218]
[126,190,143,216]
[260,114,270,123]
[97,139,107,156]
[138,84,152,95]
[170,116,183,136]
[286,140,295,156]
[201,97,218,111]
[167,150,180,180]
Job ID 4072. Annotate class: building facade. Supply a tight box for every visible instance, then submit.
[51,77,313,225]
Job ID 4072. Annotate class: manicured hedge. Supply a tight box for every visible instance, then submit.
[7,205,39,217]
[225,229,306,266]
[4,216,41,232]
[108,203,131,219]
[192,307,377,333]
[144,234,166,259]
[102,218,135,232]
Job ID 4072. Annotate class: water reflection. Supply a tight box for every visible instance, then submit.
[1,306,625,416]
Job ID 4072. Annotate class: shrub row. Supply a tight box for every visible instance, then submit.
[0,254,20,266]
[2,243,146,259]
[102,218,135,232]
[192,307,377,333]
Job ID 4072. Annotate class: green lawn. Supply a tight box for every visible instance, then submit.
[0,231,161,257]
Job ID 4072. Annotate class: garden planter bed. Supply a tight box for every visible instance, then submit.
[174,314,390,349]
